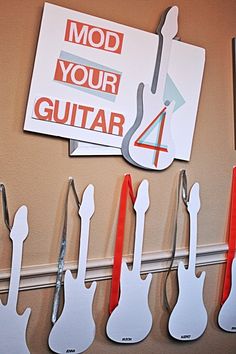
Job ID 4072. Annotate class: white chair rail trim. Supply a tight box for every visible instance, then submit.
[0,242,228,293]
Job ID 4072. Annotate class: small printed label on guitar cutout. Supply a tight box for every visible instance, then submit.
[180,335,191,339]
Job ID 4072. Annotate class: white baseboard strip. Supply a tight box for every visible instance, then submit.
[0,242,228,293]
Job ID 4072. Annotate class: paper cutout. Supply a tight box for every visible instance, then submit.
[51,178,81,325]
[168,183,208,341]
[121,6,177,170]
[108,174,136,314]
[48,185,96,353]
[106,180,152,343]
[218,167,236,332]
[70,140,121,156]
[218,257,236,332]
[24,3,205,163]
[0,206,31,354]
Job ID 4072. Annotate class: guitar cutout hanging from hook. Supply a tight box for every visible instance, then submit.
[168,183,208,340]
[218,257,236,332]
[0,205,31,354]
[106,179,152,343]
[122,6,178,170]
[49,184,96,354]
[218,167,236,332]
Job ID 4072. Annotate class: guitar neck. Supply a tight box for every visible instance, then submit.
[152,35,172,96]
[76,217,90,283]
[188,212,198,272]
[152,6,178,97]
[132,212,145,275]
[7,240,23,309]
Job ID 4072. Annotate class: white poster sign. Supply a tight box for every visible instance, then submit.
[24,2,205,161]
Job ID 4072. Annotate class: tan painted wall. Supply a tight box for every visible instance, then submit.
[1,0,236,353]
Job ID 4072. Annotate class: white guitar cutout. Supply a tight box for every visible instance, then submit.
[0,205,31,353]
[49,184,97,354]
[106,180,152,343]
[122,6,178,170]
[218,256,236,332]
[168,183,208,340]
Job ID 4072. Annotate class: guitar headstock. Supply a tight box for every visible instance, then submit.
[187,183,201,214]
[10,205,29,242]
[134,179,150,213]
[79,184,95,219]
[161,6,178,40]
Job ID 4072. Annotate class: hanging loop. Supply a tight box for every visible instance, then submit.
[0,184,11,232]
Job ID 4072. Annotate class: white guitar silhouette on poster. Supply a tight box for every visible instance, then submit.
[49,184,96,353]
[0,205,31,353]
[218,256,236,332]
[122,6,178,170]
[168,183,208,340]
[106,179,152,343]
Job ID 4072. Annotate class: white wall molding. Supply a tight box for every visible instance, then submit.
[0,242,228,293]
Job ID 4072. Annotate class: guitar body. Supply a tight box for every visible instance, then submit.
[49,270,97,353]
[168,261,207,340]
[49,270,97,354]
[126,85,175,170]
[0,302,31,354]
[218,257,236,332]
[106,261,152,343]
